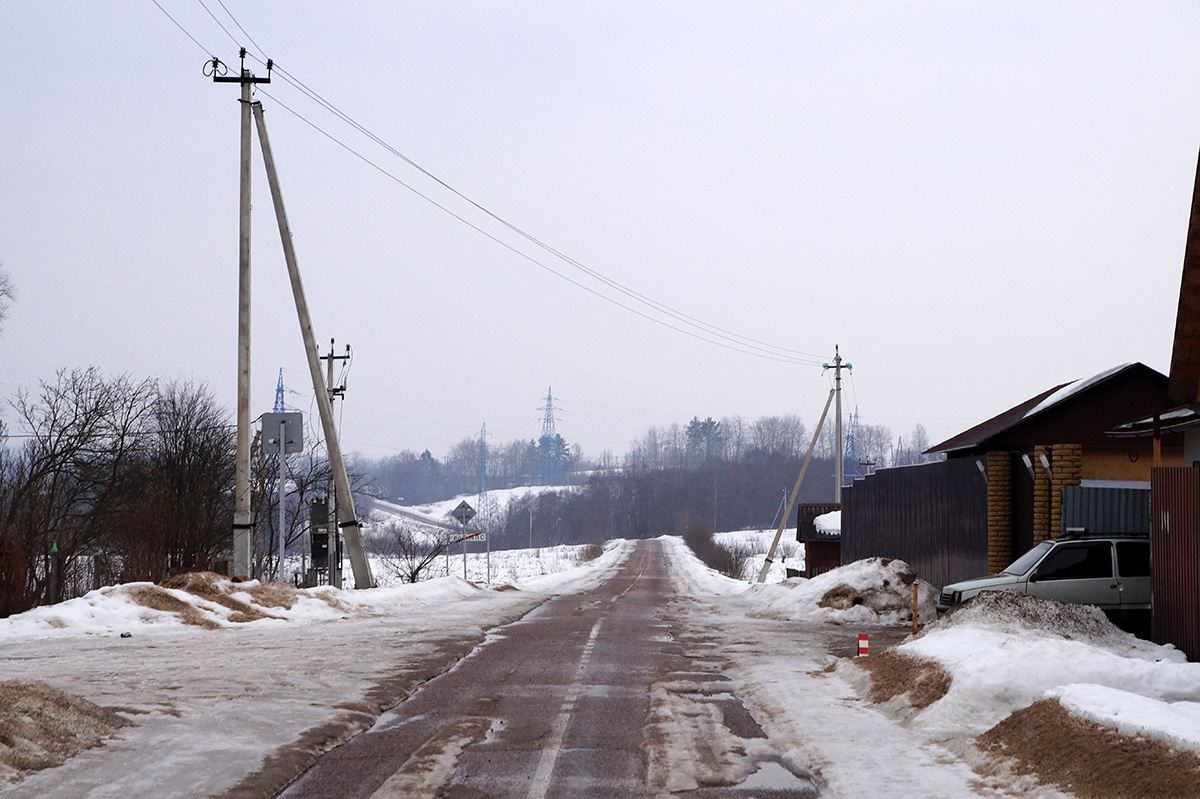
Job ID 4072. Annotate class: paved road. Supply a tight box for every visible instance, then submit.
[278,540,822,798]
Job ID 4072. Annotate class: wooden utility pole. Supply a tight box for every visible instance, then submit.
[213,49,271,578]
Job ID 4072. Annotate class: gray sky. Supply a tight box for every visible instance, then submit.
[2,3,1197,461]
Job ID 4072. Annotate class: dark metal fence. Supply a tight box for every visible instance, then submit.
[1150,468,1200,661]
[842,459,988,591]
[1062,486,1150,535]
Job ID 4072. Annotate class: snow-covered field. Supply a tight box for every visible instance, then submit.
[368,485,579,531]
[4,534,1200,797]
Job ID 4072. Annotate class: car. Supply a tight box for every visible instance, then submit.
[936,531,1151,637]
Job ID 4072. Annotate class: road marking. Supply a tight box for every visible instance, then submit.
[614,555,647,601]
[526,617,604,799]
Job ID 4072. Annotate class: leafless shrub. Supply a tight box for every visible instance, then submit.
[575,543,604,562]
[375,520,447,583]
[682,515,746,579]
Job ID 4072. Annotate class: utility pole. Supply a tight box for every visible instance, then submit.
[251,101,374,589]
[320,339,349,588]
[823,346,852,503]
[212,49,271,579]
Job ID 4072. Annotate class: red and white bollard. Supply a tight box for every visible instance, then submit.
[857,633,870,657]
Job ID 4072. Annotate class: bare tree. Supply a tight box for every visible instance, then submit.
[375,519,446,583]
[0,264,14,333]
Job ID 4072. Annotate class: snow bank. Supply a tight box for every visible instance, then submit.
[664,537,932,625]
[900,592,1198,744]
[745,557,937,625]
[0,540,633,639]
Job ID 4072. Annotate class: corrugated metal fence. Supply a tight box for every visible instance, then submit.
[1150,468,1200,661]
[842,459,988,591]
[1062,486,1150,534]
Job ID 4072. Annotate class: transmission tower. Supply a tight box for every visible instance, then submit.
[478,423,488,496]
[535,387,563,485]
[845,407,860,483]
[273,369,286,413]
[539,387,560,438]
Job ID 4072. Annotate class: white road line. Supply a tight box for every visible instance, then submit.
[526,617,604,799]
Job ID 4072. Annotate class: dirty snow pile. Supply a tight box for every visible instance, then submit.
[664,536,929,625]
[746,557,938,625]
[900,591,1200,751]
[0,541,630,639]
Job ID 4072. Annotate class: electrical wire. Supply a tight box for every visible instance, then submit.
[260,91,816,365]
[200,2,825,364]
[153,1,826,366]
[150,0,214,58]
[258,61,823,363]
[195,0,240,50]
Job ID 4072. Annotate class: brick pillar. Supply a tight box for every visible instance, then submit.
[1050,443,1083,539]
[986,451,1013,574]
[1032,445,1052,542]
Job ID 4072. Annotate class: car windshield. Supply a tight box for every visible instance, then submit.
[1002,541,1054,576]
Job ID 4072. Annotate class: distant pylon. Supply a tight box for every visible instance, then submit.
[273,369,286,413]
[539,387,559,438]
[478,423,488,495]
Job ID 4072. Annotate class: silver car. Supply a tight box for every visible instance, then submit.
[936,534,1151,636]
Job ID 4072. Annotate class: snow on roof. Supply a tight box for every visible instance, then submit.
[1023,362,1135,419]
[814,510,841,535]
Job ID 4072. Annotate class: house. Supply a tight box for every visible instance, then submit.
[841,363,1178,591]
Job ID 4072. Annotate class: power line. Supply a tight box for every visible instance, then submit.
[150,0,214,58]
[259,91,816,365]
[253,61,824,363]
[151,2,825,366]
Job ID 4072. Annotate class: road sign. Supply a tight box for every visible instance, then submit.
[261,412,304,454]
[450,501,476,524]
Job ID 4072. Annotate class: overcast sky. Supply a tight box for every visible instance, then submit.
[2,3,1199,461]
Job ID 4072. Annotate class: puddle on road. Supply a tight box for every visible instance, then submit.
[368,707,437,734]
[738,760,816,791]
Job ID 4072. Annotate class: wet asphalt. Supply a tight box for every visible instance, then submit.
[277,541,831,798]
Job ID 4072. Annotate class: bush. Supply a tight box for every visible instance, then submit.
[575,543,604,562]
[680,515,747,579]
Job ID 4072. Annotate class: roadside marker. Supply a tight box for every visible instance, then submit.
[858,633,869,656]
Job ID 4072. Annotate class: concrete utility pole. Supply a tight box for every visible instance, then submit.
[823,346,852,503]
[320,339,350,589]
[213,49,271,579]
[757,389,835,583]
[251,101,374,589]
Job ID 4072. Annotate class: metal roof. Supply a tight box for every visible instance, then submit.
[928,363,1166,455]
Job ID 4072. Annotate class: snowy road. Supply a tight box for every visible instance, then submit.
[280,539,821,799]
[3,537,1105,798]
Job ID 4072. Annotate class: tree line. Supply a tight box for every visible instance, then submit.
[0,368,349,616]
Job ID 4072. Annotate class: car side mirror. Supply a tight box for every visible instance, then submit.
[1028,570,1039,583]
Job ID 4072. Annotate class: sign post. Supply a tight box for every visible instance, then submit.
[262,412,303,582]
[451,501,476,581]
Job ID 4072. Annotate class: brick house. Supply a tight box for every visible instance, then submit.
[841,363,1178,590]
